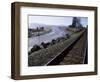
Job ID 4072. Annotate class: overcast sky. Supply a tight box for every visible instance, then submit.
[29,15,88,27]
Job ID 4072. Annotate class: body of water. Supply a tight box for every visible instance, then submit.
[28,26,67,51]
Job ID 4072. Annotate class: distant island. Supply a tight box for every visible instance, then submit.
[28,23,52,37]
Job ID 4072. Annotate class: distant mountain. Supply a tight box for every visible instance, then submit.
[29,23,48,29]
[29,23,68,29]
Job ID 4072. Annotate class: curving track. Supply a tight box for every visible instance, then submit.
[47,29,87,65]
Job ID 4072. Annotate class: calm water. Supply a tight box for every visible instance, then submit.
[28,26,67,51]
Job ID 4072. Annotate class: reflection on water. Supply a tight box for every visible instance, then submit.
[28,26,67,51]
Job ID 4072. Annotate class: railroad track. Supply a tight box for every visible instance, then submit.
[47,29,87,65]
